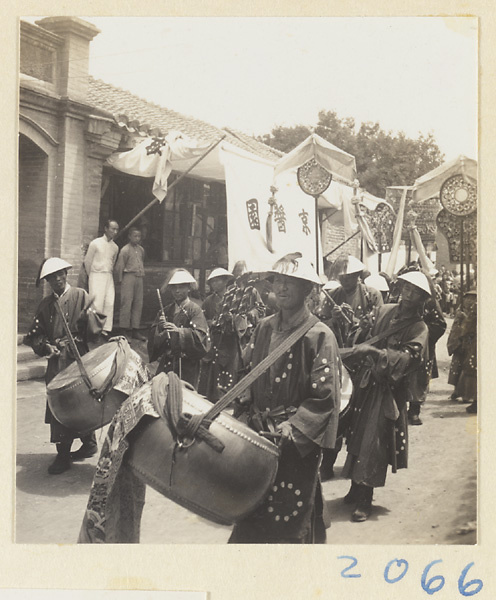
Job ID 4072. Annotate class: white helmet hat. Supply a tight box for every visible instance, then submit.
[364,274,389,292]
[39,257,72,280]
[168,269,196,285]
[343,255,365,275]
[398,271,432,296]
[207,267,234,282]
[323,279,341,291]
[268,252,321,285]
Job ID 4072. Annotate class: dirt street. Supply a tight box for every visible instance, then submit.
[16,318,477,544]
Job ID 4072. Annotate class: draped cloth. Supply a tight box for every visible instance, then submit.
[78,365,154,544]
[106,132,212,201]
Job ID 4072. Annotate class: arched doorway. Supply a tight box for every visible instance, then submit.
[18,134,48,331]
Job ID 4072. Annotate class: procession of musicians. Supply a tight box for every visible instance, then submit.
[23,217,477,544]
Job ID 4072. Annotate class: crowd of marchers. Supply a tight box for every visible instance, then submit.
[22,218,477,544]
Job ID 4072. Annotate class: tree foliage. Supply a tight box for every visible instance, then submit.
[259,109,444,198]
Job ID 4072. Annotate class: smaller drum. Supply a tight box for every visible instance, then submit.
[47,340,129,435]
[338,365,353,436]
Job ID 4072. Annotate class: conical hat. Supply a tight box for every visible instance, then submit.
[323,279,341,291]
[398,271,431,295]
[168,269,196,285]
[364,274,389,292]
[207,268,234,282]
[268,252,321,285]
[40,257,72,280]
[344,255,365,274]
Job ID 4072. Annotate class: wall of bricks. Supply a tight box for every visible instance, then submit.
[18,136,48,330]
[322,220,360,273]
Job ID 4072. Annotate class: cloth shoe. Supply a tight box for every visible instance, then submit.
[351,485,373,522]
[48,443,72,475]
[408,403,422,425]
[70,442,98,461]
[132,329,147,341]
[408,414,423,426]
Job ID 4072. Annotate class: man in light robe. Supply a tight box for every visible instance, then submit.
[84,219,119,338]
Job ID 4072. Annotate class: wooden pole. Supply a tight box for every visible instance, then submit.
[323,230,360,260]
[115,134,227,241]
[314,195,320,274]
[460,217,464,310]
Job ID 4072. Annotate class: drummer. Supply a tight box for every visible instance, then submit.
[23,258,105,474]
[229,252,342,544]
[148,268,210,388]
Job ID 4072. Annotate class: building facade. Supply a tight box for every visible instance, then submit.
[18,17,281,331]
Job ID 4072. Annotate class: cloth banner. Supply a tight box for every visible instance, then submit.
[413,155,477,203]
[222,147,323,273]
[385,188,408,277]
[410,226,436,274]
[106,132,212,201]
[274,133,357,183]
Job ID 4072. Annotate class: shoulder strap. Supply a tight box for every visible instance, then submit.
[339,315,421,360]
[204,314,319,421]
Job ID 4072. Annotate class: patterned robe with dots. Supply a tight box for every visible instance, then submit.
[229,307,342,543]
[342,303,429,488]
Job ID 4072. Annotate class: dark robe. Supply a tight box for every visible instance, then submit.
[448,305,477,401]
[342,303,429,488]
[23,285,101,443]
[413,296,447,403]
[148,297,210,388]
[203,281,265,402]
[229,306,341,544]
[319,282,383,347]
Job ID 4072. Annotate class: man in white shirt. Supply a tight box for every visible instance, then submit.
[84,219,119,338]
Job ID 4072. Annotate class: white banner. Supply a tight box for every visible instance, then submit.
[222,147,322,273]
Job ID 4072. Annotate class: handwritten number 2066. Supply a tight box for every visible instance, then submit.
[337,557,483,596]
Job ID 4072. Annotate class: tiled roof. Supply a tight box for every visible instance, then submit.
[87,77,282,161]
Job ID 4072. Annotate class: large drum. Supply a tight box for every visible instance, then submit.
[47,340,130,435]
[125,378,280,526]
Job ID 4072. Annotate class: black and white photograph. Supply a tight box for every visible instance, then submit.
[11,10,491,597]
[16,14,478,545]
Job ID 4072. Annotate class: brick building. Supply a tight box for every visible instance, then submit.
[18,17,281,331]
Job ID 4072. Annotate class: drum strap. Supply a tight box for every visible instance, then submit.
[203,315,320,422]
[152,373,225,453]
[159,314,318,449]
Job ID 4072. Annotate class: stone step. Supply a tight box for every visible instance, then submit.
[17,345,43,364]
[17,361,46,382]
[18,334,25,346]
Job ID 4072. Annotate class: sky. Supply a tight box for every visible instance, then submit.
[29,16,478,161]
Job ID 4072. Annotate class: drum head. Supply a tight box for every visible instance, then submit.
[340,367,353,414]
[47,341,118,391]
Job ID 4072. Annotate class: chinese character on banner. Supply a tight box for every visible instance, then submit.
[274,203,287,233]
[299,209,311,236]
[246,199,261,230]
[145,137,166,156]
